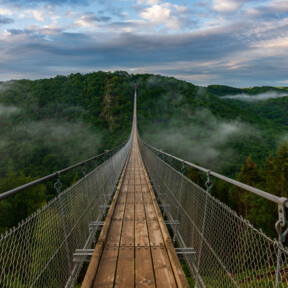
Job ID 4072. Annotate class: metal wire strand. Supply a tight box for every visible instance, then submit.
[0,138,132,288]
[139,139,288,288]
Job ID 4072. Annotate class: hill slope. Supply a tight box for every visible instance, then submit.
[1,71,288,236]
[1,72,287,180]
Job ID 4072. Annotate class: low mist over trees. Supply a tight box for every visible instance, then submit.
[1,71,288,237]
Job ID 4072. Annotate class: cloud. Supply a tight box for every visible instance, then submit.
[269,0,288,12]
[0,0,87,6]
[0,22,280,86]
[212,0,246,12]
[137,0,161,4]
[222,91,288,101]
[19,9,45,21]
[0,81,16,92]
[0,15,14,24]
[0,104,19,118]
[278,80,288,84]
[252,36,288,49]
[0,0,287,87]
[245,0,288,19]
[0,8,12,15]
[0,120,103,174]
[141,107,259,169]
[75,13,111,27]
[139,3,189,30]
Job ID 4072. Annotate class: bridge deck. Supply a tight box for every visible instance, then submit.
[82,96,189,287]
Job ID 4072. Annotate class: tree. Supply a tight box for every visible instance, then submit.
[237,156,263,217]
[0,171,47,233]
[266,142,288,198]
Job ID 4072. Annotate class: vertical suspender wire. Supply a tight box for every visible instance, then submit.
[54,173,72,277]
[195,170,212,288]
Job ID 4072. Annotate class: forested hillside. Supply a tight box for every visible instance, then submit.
[0,71,134,233]
[1,71,288,237]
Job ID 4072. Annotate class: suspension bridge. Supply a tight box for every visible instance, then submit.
[1,86,288,287]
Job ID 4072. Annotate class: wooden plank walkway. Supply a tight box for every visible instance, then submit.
[82,91,189,288]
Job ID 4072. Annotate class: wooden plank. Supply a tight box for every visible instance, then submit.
[81,242,104,288]
[115,247,134,288]
[93,247,119,288]
[142,193,152,202]
[113,204,125,219]
[82,153,129,288]
[128,178,135,185]
[135,247,155,288]
[135,220,149,246]
[117,192,127,203]
[144,201,155,215]
[120,219,134,246]
[141,186,149,193]
[135,203,145,219]
[126,193,135,204]
[124,204,134,219]
[121,190,134,246]
[141,161,190,288]
[121,184,129,193]
[135,194,143,202]
[151,247,177,288]
[135,184,142,192]
[144,206,157,221]
[106,220,123,246]
[147,220,164,247]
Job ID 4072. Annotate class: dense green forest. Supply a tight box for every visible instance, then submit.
[1,71,288,238]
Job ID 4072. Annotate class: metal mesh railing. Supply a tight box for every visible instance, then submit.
[0,138,131,288]
[139,139,288,288]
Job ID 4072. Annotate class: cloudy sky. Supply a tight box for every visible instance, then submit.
[0,0,287,87]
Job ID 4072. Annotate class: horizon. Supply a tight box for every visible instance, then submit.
[0,0,287,87]
[1,70,288,89]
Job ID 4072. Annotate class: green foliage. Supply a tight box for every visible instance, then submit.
[0,172,47,233]
[136,74,281,175]
[235,156,275,236]
[0,71,134,231]
[265,142,288,198]
[1,71,288,240]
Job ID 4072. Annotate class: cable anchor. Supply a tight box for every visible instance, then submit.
[54,172,62,194]
[205,170,213,193]
[275,198,288,243]
[82,163,87,176]
[181,160,186,175]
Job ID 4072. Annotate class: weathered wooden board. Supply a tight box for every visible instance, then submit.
[93,247,119,288]
[106,220,123,246]
[147,220,164,247]
[84,126,189,288]
[135,203,145,219]
[113,204,126,220]
[151,247,177,288]
[114,247,134,288]
[135,220,149,246]
[135,247,156,288]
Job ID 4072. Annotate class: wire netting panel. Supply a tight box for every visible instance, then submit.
[139,141,288,288]
[0,140,131,288]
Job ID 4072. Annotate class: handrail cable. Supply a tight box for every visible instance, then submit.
[141,139,287,207]
[0,141,127,201]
